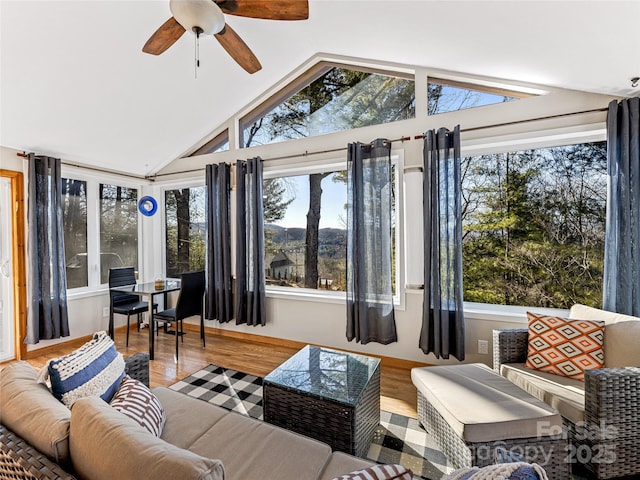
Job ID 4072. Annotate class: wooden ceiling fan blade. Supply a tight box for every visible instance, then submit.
[215,24,262,74]
[142,17,186,55]
[216,0,309,20]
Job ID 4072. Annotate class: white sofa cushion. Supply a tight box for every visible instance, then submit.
[569,304,640,368]
[501,363,585,425]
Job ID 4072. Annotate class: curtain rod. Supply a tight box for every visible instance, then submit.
[16,151,150,182]
[413,106,608,140]
[150,136,412,179]
[17,106,608,181]
[154,106,607,179]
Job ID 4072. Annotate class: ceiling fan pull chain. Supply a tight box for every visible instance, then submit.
[193,26,203,79]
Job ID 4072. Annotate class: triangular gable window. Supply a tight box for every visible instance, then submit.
[240,62,415,148]
[186,129,229,157]
[428,78,533,115]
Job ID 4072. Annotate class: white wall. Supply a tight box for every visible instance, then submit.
[0,146,26,172]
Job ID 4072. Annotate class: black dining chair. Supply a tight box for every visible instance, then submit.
[153,270,205,362]
[108,267,157,347]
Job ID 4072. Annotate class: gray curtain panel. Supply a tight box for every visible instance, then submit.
[420,126,465,360]
[235,158,266,326]
[603,98,640,316]
[205,163,233,323]
[26,154,69,344]
[346,138,397,345]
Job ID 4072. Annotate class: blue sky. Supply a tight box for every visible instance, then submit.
[275,173,347,230]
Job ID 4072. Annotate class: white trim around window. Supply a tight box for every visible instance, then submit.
[61,165,143,296]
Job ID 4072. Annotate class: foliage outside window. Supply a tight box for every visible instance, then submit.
[99,184,138,284]
[62,178,88,289]
[428,78,528,115]
[461,141,607,309]
[242,65,415,147]
[264,166,397,294]
[165,187,206,278]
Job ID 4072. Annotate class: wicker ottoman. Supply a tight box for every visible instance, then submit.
[264,345,380,458]
[411,363,570,480]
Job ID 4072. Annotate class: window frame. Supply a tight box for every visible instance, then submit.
[163,183,208,279]
[61,167,143,296]
[159,178,206,280]
[263,150,406,310]
[457,124,607,318]
[185,129,230,157]
[238,61,415,149]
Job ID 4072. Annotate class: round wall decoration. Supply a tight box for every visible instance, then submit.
[138,196,158,216]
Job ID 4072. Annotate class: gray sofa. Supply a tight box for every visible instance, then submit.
[0,353,373,480]
[493,304,640,479]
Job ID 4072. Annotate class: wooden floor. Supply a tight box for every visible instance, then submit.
[22,324,425,418]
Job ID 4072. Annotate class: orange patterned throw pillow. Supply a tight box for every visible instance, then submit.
[525,312,604,380]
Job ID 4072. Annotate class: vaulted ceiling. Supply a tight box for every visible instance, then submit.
[1,0,638,177]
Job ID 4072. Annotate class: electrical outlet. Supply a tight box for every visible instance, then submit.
[478,340,489,355]
[102,307,110,318]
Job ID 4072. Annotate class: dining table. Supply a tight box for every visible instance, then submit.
[109,278,181,360]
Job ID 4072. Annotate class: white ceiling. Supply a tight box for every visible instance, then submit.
[1,0,639,177]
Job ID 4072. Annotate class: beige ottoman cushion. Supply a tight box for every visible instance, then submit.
[0,361,71,463]
[411,363,562,443]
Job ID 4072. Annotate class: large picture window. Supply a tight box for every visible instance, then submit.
[461,141,607,309]
[62,178,88,289]
[265,164,398,295]
[63,177,140,289]
[264,171,347,291]
[99,184,138,283]
[165,186,206,278]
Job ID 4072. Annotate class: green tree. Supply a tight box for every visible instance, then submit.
[247,67,413,289]
[165,187,206,278]
[263,178,293,223]
[461,142,606,308]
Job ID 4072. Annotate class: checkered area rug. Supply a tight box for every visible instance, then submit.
[169,364,451,480]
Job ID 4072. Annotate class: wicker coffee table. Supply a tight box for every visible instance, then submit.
[263,345,380,458]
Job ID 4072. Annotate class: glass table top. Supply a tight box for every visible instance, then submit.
[110,279,180,295]
[263,345,380,406]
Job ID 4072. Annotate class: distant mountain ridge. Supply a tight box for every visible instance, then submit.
[265,224,346,246]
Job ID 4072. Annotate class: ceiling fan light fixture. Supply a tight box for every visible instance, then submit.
[170,0,225,35]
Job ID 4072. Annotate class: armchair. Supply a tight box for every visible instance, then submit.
[493,328,640,479]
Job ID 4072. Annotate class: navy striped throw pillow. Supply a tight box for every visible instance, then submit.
[110,375,166,437]
[333,464,413,480]
[47,331,125,407]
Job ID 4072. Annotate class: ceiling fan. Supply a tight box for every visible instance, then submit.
[142,0,309,74]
